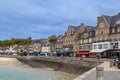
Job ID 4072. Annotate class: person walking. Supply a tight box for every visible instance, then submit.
[97,54,100,60]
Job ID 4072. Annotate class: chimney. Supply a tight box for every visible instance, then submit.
[80,23,84,27]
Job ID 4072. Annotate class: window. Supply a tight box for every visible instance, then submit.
[99,22,104,28]
[100,30,103,34]
[111,37,114,41]
[93,45,97,49]
[105,30,109,34]
[84,40,85,43]
[112,28,115,33]
[114,43,118,49]
[117,27,120,32]
[116,19,120,24]
[103,44,108,49]
[89,38,92,43]
[87,45,91,49]
[80,40,82,43]
[118,35,120,41]
[98,44,102,49]
[79,46,82,49]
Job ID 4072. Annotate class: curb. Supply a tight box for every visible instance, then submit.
[74,67,96,80]
[74,61,105,80]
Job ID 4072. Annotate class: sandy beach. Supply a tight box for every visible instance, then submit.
[0,57,30,68]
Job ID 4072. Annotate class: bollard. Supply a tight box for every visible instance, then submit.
[110,60,113,67]
[96,67,104,80]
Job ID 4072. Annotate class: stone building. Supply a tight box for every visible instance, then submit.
[62,23,95,57]
[54,35,64,54]
[75,26,95,57]
[41,39,51,52]
[91,13,120,58]
[62,24,79,56]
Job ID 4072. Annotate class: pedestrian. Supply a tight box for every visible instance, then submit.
[97,54,100,60]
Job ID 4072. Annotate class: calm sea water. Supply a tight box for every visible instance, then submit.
[0,58,76,80]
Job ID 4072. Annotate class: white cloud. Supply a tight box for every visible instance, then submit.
[0,0,120,40]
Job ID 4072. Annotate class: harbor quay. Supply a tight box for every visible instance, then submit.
[0,53,120,80]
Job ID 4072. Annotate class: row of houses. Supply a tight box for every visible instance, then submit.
[19,12,120,58]
[1,13,120,58]
[61,12,120,58]
[0,39,50,55]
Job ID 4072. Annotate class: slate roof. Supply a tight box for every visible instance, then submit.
[86,26,95,32]
[69,25,80,34]
[104,13,120,27]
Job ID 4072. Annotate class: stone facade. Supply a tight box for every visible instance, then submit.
[62,25,79,56]
[74,24,95,57]
[55,35,64,53]
[62,23,95,57]
[94,16,110,42]
[91,13,120,58]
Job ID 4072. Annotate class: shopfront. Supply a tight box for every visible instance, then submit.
[76,51,90,57]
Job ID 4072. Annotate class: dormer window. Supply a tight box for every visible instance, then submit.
[71,32,74,34]
[112,28,115,33]
[117,27,120,32]
[105,29,109,34]
[100,30,103,34]
[116,19,120,24]
[99,22,104,28]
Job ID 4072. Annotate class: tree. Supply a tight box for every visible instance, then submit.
[48,35,58,45]
[48,35,58,55]
[0,37,32,47]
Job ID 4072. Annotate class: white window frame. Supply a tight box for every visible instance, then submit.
[99,22,104,28]
[117,27,120,32]
[116,19,120,24]
[93,45,97,49]
[112,28,115,33]
[103,43,108,49]
[89,38,92,43]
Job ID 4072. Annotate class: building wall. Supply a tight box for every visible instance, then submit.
[94,16,110,42]
[73,23,86,52]
[41,47,51,53]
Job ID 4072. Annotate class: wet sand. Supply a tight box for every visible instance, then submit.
[0,57,29,67]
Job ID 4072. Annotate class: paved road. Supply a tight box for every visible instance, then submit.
[74,62,120,80]
[82,71,120,80]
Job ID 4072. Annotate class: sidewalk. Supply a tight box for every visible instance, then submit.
[74,61,120,80]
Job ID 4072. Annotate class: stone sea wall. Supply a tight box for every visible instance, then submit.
[17,56,102,75]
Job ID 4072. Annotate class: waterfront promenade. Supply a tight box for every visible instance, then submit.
[1,55,120,80]
[74,61,120,80]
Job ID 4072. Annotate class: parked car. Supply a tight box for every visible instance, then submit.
[33,51,41,56]
[39,52,50,56]
[52,52,62,57]
[8,52,17,55]
[113,57,120,69]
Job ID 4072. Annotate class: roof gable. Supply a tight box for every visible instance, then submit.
[67,25,79,35]
[104,13,120,27]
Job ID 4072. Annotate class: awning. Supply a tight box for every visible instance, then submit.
[76,51,89,55]
[90,49,107,53]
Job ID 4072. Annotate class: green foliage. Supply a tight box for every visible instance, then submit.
[48,35,58,45]
[0,37,32,47]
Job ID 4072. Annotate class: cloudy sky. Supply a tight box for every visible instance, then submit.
[0,0,120,40]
